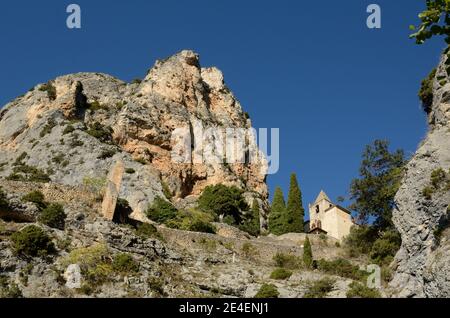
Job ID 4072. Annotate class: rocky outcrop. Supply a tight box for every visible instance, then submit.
[0,50,269,224]
[390,54,450,297]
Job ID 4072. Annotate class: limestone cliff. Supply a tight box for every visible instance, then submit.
[390,54,450,297]
[0,50,269,224]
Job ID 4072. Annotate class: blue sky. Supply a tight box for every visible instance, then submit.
[0,1,445,216]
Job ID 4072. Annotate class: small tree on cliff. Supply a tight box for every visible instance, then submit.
[303,237,313,269]
[239,199,261,236]
[285,173,305,233]
[269,187,286,235]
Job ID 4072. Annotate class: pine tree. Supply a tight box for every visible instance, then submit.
[269,187,286,235]
[303,237,313,268]
[285,173,305,233]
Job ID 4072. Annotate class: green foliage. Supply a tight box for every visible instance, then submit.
[40,118,57,137]
[0,277,23,298]
[344,226,401,265]
[38,203,67,230]
[0,187,10,210]
[270,268,292,280]
[98,149,117,159]
[39,82,57,100]
[22,190,47,211]
[7,161,51,183]
[254,283,279,298]
[346,281,381,298]
[316,258,368,281]
[369,230,402,265]
[350,140,406,229]
[125,168,136,174]
[198,184,249,222]
[112,253,139,273]
[269,187,286,235]
[303,278,335,298]
[241,242,258,259]
[165,209,216,234]
[131,78,142,84]
[273,253,302,270]
[410,1,450,45]
[87,122,113,143]
[303,237,313,269]
[239,199,261,236]
[419,68,437,113]
[285,173,305,233]
[344,225,379,255]
[87,100,108,112]
[146,196,178,224]
[10,225,55,257]
[63,124,76,135]
[423,168,450,199]
[62,244,112,292]
[135,223,162,240]
[82,177,106,200]
[161,181,172,199]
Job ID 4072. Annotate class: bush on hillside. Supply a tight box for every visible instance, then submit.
[165,209,216,234]
[270,268,292,280]
[198,184,249,222]
[316,258,367,281]
[38,204,67,230]
[303,278,335,298]
[346,281,381,298]
[22,191,47,211]
[0,187,9,210]
[10,225,55,257]
[273,253,302,270]
[146,197,178,224]
[254,283,279,298]
[112,253,139,273]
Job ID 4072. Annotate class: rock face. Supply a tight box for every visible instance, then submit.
[0,50,269,224]
[390,54,450,297]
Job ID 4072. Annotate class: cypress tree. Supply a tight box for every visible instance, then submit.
[269,187,286,235]
[303,237,313,268]
[286,173,305,233]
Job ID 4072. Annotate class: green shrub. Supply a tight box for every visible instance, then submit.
[0,187,10,209]
[22,190,47,211]
[241,243,258,259]
[344,225,379,256]
[346,281,381,298]
[98,149,117,159]
[38,204,66,230]
[0,277,23,298]
[254,283,279,298]
[418,68,436,113]
[7,164,51,183]
[316,259,367,281]
[431,168,447,188]
[161,181,172,200]
[39,82,57,101]
[303,237,313,269]
[273,253,302,270]
[112,253,139,273]
[87,100,108,112]
[165,209,216,234]
[135,223,162,240]
[40,118,57,137]
[131,78,142,84]
[146,197,178,224]
[87,122,113,143]
[304,278,335,298]
[10,225,55,257]
[223,215,236,226]
[270,268,292,280]
[63,125,75,135]
[125,168,136,174]
[198,184,249,222]
[369,230,401,265]
[238,199,261,236]
[62,244,112,291]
